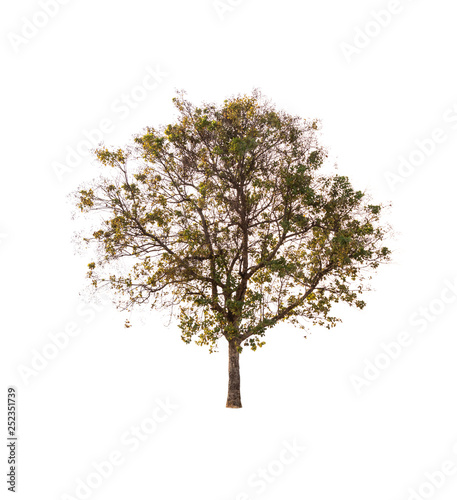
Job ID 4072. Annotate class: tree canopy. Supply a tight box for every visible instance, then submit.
[74,90,391,407]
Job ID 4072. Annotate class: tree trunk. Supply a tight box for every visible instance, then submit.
[226,339,242,408]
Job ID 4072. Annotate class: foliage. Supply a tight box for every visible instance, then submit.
[74,90,391,353]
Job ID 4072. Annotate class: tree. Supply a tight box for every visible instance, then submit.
[73,90,391,408]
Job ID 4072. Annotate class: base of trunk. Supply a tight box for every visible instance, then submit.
[226,340,242,408]
[226,399,242,409]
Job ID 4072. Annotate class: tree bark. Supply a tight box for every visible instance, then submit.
[226,339,242,408]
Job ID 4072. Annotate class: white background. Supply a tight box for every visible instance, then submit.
[2,1,457,499]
